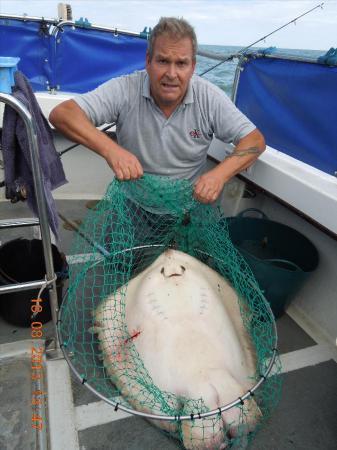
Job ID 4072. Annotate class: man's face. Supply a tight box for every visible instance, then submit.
[146,34,196,114]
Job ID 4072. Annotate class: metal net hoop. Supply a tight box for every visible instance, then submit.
[58,243,279,421]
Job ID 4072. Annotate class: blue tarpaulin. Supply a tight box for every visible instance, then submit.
[55,25,147,93]
[235,55,337,176]
[0,18,147,93]
[0,18,52,91]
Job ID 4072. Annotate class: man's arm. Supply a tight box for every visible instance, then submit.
[49,100,143,180]
[194,128,265,204]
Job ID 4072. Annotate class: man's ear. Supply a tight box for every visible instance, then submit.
[146,50,151,68]
[192,59,196,73]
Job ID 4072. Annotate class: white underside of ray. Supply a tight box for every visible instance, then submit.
[93,249,260,449]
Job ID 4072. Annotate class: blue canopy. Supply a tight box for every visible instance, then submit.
[55,25,148,93]
[235,54,337,176]
[0,17,147,93]
[0,18,52,91]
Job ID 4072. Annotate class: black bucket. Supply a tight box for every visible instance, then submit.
[226,209,319,318]
[0,238,68,327]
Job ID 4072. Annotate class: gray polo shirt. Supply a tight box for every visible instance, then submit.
[74,70,255,181]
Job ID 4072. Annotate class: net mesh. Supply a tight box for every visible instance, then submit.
[59,175,281,449]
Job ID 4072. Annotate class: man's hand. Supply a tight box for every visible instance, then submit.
[194,166,226,204]
[194,129,265,203]
[105,146,143,180]
[49,100,143,181]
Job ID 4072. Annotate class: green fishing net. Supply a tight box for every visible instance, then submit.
[58,175,281,449]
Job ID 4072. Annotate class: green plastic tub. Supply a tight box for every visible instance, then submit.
[227,209,319,318]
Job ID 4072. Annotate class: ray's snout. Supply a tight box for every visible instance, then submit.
[160,264,186,278]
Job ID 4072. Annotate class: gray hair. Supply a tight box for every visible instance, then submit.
[147,17,197,62]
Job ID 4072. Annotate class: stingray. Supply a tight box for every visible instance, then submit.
[92,249,261,450]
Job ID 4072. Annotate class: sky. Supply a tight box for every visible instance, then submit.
[0,0,335,50]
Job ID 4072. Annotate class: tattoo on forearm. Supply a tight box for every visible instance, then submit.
[225,146,262,159]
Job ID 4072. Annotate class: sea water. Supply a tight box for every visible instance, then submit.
[196,45,324,96]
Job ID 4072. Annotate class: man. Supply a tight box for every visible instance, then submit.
[49,17,265,204]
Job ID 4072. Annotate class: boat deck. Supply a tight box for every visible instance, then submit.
[1,137,337,450]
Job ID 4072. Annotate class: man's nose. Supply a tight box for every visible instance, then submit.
[166,63,177,79]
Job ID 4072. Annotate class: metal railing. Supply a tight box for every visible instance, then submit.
[0,92,60,354]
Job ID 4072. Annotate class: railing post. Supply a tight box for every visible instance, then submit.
[0,93,62,358]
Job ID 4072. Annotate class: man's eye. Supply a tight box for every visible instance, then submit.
[158,59,167,64]
[178,61,187,67]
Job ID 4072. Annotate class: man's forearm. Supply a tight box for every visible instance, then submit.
[215,129,265,182]
[193,129,265,204]
[49,99,118,160]
[223,145,263,171]
[49,99,143,179]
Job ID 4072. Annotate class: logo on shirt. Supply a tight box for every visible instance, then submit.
[189,129,202,139]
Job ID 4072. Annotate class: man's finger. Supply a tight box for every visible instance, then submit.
[195,188,218,204]
[194,188,207,203]
[115,168,124,180]
[194,179,204,195]
[122,166,131,180]
[136,162,144,177]
[211,193,218,202]
[128,159,143,179]
[199,184,211,199]
[129,164,139,180]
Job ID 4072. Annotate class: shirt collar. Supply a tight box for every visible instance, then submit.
[142,72,194,105]
[142,72,152,99]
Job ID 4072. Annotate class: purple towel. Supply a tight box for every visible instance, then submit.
[1,71,68,239]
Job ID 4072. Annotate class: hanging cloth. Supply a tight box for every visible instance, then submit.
[1,71,68,239]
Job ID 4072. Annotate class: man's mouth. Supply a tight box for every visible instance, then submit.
[161,82,179,89]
